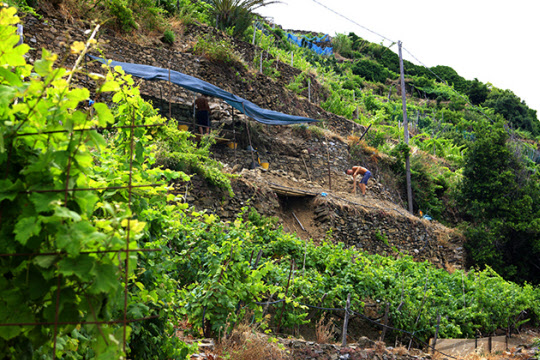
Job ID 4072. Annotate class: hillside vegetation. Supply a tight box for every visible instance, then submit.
[1,0,540,359]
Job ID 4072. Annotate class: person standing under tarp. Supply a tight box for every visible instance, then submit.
[194,94,211,135]
[346,165,371,195]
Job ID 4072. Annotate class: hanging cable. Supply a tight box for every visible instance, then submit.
[310,0,395,44]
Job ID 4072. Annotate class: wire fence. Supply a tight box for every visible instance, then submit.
[0,54,165,358]
[250,295,459,359]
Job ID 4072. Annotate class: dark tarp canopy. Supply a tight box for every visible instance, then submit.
[88,55,319,126]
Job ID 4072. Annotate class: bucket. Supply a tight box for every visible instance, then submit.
[227,142,238,149]
[260,162,269,170]
[178,124,189,131]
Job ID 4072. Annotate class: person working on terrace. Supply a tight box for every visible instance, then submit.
[194,94,211,135]
[346,165,371,195]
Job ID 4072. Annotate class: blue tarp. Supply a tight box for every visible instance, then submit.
[88,55,319,126]
[286,33,333,56]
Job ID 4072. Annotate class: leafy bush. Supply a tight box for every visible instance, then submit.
[174,0,212,25]
[108,0,138,32]
[365,129,386,149]
[483,88,540,136]
[332,33,352,57]
[0,9,211,357]
[154,122,234,195]
[342,74,363,91]
[193,35,239,63]
[430,65,468,94]
[351,59,394,83]
[286,71,308,94]
[162,29,175,44]
[209,0,276,38]
[321,89,356,118]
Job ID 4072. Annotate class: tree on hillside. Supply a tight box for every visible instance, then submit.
[207,0,279,37]
[459,120,540,284]
[466,78,489,105]
[431,65,468,94]
[483,89,540,136]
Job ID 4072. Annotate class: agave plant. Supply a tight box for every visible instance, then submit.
[206,0,280,37]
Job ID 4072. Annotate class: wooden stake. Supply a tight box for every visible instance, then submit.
[358,124,372,142]
[292,212,305,231]
[277,259,295,333]
[380,302,390,342]
[323,125,332,190]
[242,104,256,167]
[168,63,172,120]
[301,154,312,182]
[432,312,441,354]
[341,293,351,347]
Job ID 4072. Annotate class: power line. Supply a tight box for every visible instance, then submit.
[310,0,395,44]
[401,46,498,125]
[308,0,500,127]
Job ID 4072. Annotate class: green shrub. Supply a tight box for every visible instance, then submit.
[332,33,352,57]
[342,74,363,91]
[287,72,308,94]
[108,0,138,32]
[162,29,175,44]
[352,59,393,83]
[365,129,386,148]
[193,36,239,63]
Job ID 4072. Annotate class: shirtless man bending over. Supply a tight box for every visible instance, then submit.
[345,166,371,195]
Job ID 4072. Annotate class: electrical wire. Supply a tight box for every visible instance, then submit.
[308,0,501,128]
[310,0,395,44]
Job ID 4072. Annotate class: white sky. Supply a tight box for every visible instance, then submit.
[257,0,540,114]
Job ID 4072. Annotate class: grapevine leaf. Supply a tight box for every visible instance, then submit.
[100,80,120,93]
[0,85,16,106]
[56,225,82,255]
[34,57,53,77]
[93,103,114,126]
[33,255,58,269]
[14,216,41,245]
[88,262,119,294]
[54,206,82,222]
[0,324,21,340]
[87,129,107,150]
[28,268,52,300]
[135,140,144,163]
[58,255,95,282]
[30,192,60,213]
[0,67,22,86]
[74,190,100,217]
[0,178,24,202]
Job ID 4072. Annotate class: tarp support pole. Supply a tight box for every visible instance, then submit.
[192,94,196,131]
[323,124,332,190]
[160,86,164,115]
[243,104,256,167]
[168,63,172,120]
[232,105,237,164]
[358,124,372,142]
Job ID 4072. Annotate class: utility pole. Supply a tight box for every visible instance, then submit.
[398,41,413,214]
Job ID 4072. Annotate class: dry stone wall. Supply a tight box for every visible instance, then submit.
[187,173,464,269]
[310,200,464,268]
